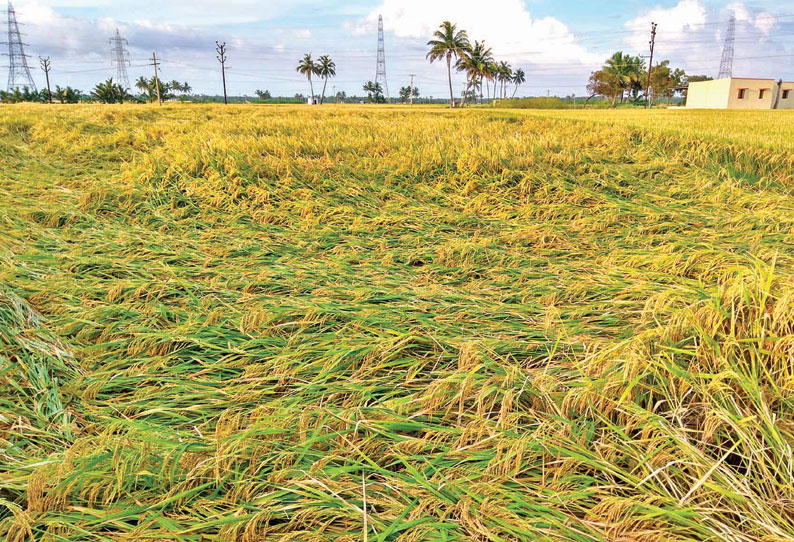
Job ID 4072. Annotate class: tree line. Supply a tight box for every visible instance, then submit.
[91,76,193,103]
[586,52,711,107]
[0,75,193,104]
[1,30,712,107]
[426,21,525,107]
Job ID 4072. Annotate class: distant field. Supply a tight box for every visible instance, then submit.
[531,107,794,150]
[2,104,794,541]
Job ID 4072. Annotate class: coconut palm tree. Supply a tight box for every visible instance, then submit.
[426,21,470,107]
[296,53,319,103]
[54,85,82,103]
[511,68,525,98]
[316,55,336,104]
[135,76,155,102]
[480,60,497,103]
[92,78,131,103]
[497,61,512,99]
[362,81,384,103]
[604,51,644,105]
[456,40,492,107]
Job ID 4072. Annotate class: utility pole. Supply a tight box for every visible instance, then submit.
[150,52,161,105]
[409,73,415,105]
[216,41,227,105]
[39,56,51,103]
[645,22,657,109]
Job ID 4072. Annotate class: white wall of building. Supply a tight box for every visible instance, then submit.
[686,77,794,109]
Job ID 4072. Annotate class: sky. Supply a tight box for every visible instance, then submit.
[5,0,794,97]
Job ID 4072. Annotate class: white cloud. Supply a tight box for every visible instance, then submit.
[624,0,707,53]
[7,0,790,97]
[623,1,790,79]
[354,0,601,68]
[726,2,752,23]
[754,12,776,36]
[14,1,218,58]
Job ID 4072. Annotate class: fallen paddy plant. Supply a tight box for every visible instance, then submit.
[1,104,794,541]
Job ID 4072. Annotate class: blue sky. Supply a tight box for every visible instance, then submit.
[9,0,794,97]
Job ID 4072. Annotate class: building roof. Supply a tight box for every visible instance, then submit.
[728,77,775,81]
[688,78,794,86]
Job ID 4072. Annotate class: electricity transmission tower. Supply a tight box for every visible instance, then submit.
[375,14,389,100]
[109,28,131,90]
[3,1,36,92]
[718,14,735,79]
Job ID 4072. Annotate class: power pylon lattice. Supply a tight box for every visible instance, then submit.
[110,28,131,90]
[375,14,389,99]
[718,14,735,79]
[3,1,36,92]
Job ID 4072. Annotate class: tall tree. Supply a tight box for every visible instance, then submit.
[316,55,336,104]
[511,68,525,98]
[456,40,492,107]
[603,51,644,105]
[497,61,512,99]
[296,53,319,103]
[426,21,470,107]
[482,62,491,102]
[135,76,149,94]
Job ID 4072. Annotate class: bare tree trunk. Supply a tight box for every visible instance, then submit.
[320,76,328,104]
[446,54,454,107]
[460,80,470,107]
